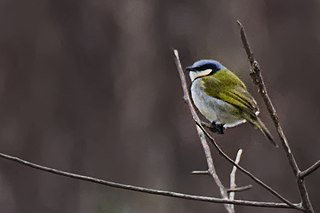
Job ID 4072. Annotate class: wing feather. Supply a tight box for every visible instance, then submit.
[202,69,259,117]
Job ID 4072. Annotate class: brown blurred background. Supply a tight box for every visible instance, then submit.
[0,0,319,212]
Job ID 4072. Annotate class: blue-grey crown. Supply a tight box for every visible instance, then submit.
[186,59,225,73]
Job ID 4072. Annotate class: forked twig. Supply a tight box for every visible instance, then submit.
[195,121,298,209]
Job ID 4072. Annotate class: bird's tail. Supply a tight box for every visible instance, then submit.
[249,117,278,147]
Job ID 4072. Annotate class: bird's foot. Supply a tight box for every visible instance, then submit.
[201,121,225,134]
[210,122,225,134]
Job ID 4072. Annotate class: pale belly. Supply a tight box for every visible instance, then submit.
[191,79,246,128]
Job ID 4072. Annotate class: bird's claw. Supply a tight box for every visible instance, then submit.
[200,121,225,134]
[210,122,225,134]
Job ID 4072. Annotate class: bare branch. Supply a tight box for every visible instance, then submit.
[237,20,314,213]
[173,49,233,213]
[0,152,297,209]
[173,49,300,210]
[300,160,320,178]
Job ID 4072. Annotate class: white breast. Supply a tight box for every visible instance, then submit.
[190,79,246,128]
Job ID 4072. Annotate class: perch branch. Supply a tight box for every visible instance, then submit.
[173,49,232,213]
[0,152,296,209]
[299,160,320,178]
[173,49,300,210]
[237,20,314,213]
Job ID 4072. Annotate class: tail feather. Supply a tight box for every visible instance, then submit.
[250,117,278,147]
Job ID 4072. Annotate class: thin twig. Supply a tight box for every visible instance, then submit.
[229,149,244,212]
[173,49,301,211]
[0,152,296,209]
[191,170,209,175]
[227,185,253,193]
[237,20,314,213]
[173,49,232,213]
[299,160,320,178]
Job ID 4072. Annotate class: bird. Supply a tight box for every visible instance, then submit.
[186,59,277,147]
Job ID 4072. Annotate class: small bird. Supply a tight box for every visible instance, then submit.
[186,59,277,147]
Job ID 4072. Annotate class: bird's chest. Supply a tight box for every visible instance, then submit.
[190,79,242,126]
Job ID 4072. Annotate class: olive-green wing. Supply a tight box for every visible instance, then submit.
[219,87,259,117]
[202,69,259,117]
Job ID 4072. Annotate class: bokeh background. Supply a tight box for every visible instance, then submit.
[0,0,319,212]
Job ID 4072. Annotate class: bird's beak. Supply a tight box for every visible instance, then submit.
[185,66,195,71]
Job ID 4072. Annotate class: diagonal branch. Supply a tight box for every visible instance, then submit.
[299,160,320,178]
[237,20,296,169]
[237,20,314,213]
[172,49,300,210]
[173,49,232,213]
[0,152,297,209]
[197,125,233,212]
[204,134,234,212]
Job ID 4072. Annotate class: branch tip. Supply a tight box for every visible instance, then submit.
[191,170,209,175]
[236,20,243,28]
[227,185,253,193]
[299,160,320,178]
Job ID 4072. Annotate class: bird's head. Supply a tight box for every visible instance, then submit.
[186,59,225,81]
